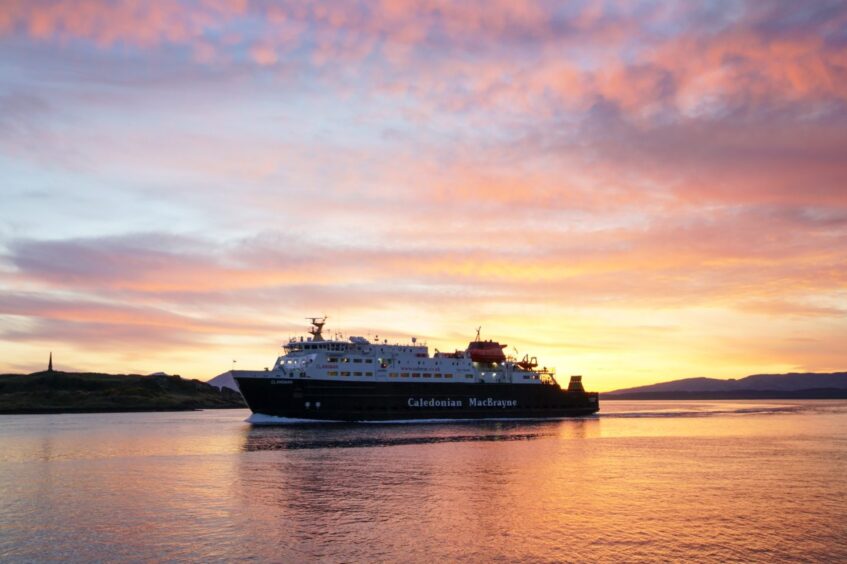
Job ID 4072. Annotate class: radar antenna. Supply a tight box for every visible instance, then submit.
[475,326,482,342]
[307,316,327,341]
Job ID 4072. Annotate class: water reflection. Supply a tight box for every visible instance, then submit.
[241,418,601,452]
[1,403,845,562]
[234,417,609,561]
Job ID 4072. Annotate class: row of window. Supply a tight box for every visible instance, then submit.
[296,343,348,351]
[322,371,479,379]
[324,357,471,368]
[304,371,538,381]
[387,373,466,379]
[318,355,472,367]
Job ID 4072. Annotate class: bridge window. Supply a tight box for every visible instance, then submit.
[328,371,338,376]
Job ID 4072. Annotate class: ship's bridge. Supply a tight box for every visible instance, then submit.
[283,338,353,354]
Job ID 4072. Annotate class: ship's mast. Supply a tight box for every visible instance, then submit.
[307,316,327,341]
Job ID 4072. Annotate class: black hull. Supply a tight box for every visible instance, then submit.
[235,377,599,421]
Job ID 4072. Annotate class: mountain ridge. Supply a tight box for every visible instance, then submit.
[605,372,847,399]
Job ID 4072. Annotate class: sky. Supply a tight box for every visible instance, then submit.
[1,1,846,391]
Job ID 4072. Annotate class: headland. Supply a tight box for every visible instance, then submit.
[0,370,245,414]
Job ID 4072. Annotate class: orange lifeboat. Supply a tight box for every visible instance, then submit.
[467,340,507,363]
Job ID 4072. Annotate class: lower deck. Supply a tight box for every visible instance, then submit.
[234,376,600,421]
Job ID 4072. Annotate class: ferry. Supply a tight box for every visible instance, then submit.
[233,318,599,421]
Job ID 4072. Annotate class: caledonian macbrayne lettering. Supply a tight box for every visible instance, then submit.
[407,397,519,408]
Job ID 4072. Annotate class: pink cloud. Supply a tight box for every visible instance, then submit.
[249,43,277,66]
[4,2,846,119]
[1,0,247,47]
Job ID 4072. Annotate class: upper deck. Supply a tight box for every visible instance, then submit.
[265,318,561,387]
[283,335,428,356]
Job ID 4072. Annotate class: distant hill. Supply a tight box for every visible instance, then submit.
[605,372,847,399]
[0,371,246,414]
[207,371,239,392]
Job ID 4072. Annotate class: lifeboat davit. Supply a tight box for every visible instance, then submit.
[517,354,538,370]
[467,340,507,363]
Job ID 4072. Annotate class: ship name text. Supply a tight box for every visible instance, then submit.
[407,398,462,408]
[407,397,518,408]
[469,397,518,408]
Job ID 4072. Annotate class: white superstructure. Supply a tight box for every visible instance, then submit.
[250,318,557,386]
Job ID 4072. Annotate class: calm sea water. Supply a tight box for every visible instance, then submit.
[1,400,845,562]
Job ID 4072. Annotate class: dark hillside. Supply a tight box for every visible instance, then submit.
[0,371,246,414]
[605,372,847,399]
